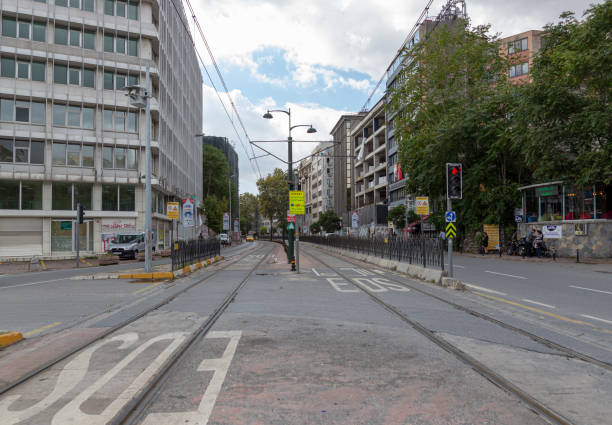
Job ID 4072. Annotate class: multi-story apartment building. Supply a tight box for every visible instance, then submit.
[500,30,544,84]
[352,97,387,226]
[0,0,202,257]
[297,141,333,231]
[330,113,364,226]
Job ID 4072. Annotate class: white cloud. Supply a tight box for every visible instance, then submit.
[202,84,349,195]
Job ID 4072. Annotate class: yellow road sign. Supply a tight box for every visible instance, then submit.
[167,202,179,220]
[289,190,305,215]
[445,222,456,239]
[416,197,429,215]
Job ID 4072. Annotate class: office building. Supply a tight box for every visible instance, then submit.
[0,0,202,257]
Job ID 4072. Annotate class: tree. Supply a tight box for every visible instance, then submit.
[389,20,525,237]
[240,193,259,234]
[387,205,406,229]
[259,226,268,235]
[318,210,341,233]
[202,145,230,199]
[257,168,289,232]
[202,195,226,234]
[513,3,612,186]
[309,222,321,234]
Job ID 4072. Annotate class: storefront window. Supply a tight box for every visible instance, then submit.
[525,189,539,222]
[52,182,72,210]
[51,221,73,252]
[0,180,20,209]
[582,186,594,219]
[21,181,42,210]
[564,186,580,220]
[119,185,135,211]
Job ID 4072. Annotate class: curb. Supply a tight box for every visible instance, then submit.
[0,331,23,348]
[118,255,224,280]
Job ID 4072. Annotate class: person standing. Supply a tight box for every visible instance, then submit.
[481,231,489,255]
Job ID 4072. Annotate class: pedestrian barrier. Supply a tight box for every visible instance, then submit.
[171,239,221,271]
[302,236,445,271]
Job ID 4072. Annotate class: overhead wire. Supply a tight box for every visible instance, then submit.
[167,0,262,179]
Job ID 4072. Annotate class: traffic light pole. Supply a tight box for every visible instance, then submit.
[75,203,81,269]
[288,135,295,270]
[447,197,453,278]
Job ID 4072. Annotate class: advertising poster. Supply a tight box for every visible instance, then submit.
[182,197,195,228]
[542,225,562,238]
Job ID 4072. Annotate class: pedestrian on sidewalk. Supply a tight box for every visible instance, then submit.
[534,230,544,258]
[481,231,489,255]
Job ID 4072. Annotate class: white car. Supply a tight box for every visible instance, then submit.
[219,233,231,246]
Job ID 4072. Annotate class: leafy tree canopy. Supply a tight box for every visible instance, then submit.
[240,193,259,233]
[257,168,289,228]
[202,195,226,234]
[202,145,230,200]
[318,210,341,233]
[388,205,406,229]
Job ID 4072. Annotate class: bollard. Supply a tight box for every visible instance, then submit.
[576,249,579,263]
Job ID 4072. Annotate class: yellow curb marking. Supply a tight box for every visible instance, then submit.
[23,321,62,337]
[0,331,23,347]
[40,260,47,270]
[132,281,164,295]
[81,259,92,267]
[473,291,612,334]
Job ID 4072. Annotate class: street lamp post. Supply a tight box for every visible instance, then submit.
[125,65,153,273]
[263,108,316,271]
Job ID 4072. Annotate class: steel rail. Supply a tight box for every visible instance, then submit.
[112,244,274,425]
[303,246,577,425]
[306,244,612,371]
[0,244,266,396]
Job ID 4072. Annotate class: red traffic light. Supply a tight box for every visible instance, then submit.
[452,166,461,175]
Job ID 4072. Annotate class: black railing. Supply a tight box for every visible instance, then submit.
[171,239,221,271]
[301,236,445,271]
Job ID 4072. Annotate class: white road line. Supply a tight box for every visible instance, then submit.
[581,315,612,326]
[485,270,527,280]
[569,285,612,296]
[311,268,320,276]
[0,278,66,289]
[445,264,465,269]
[521,299,556,309]
[464,283,507,296]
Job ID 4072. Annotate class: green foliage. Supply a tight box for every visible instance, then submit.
[257,168,289,229]
[387,205,406,228]
[202,195,225,234]
[259,226,268,235]
[318,210,341,233]
[513,2,612,185]
[239,193,259,233]
[202,145,230,199]
[406,209,420,224]
[309,222,321,234]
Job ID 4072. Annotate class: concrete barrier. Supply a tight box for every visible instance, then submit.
[309,244,446,284]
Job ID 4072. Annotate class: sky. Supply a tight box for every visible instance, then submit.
[186,0,600,195]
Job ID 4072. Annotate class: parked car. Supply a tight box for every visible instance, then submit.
[107,232,156,259]
[219,233,231,246]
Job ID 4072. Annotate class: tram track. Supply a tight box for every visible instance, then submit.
[111,243,274,425]
[303,245,585,425]
[0,243,268,398]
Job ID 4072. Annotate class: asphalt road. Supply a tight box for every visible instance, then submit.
[447,253,612,328]
[0,241,610,424]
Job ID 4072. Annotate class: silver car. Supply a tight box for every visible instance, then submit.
[107,233,146,259]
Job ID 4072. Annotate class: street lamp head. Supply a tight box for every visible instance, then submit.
[124,84,147,108]
[307,126,317,134]
[263,111,273,119]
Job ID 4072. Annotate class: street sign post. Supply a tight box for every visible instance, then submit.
[446,163,462,278]
[445,223,456,239]
[445,211,456,223]
[289,191,305,215]
[287,214,296,223]
[416,197,429,216]
[167,202,179,220]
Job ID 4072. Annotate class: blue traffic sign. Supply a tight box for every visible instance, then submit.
[445,211,456,223]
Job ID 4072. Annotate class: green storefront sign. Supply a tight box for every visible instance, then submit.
[60,221,72,230]
[537,185,558,197]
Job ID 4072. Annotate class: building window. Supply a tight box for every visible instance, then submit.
[1,16,17,38]
[508,38,528,54]
[102,146,138,169]
[509,62,529,78]
[4,59,46,82]
[103,71,138,90]
[0,99,45,125]
[0,180,42,210]
[52,104,95,129]
[104,33,114,52]
[105,0,138,19]
[52,143,95,167]
[102,184,135,211]
[33,22,46,42]
[83,30,95,50]
[52,182,92,210]
[128,38,138,56]
[55,25,68,45]
[103,109,138,132]
[0,139,44,164]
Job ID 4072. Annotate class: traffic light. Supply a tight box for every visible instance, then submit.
[446,163,462,199]
[77,203,85,224]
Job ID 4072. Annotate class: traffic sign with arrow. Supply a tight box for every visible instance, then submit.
[445,222,456,239]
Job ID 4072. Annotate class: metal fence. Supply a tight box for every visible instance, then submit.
[171,239,221,271]
[301,236,445,271]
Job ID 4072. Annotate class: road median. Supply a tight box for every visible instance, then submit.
[0,331,23,348]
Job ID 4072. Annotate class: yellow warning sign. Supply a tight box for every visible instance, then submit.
[289,191,305,215]
[167,202,179,220]
[416,197,429,216]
